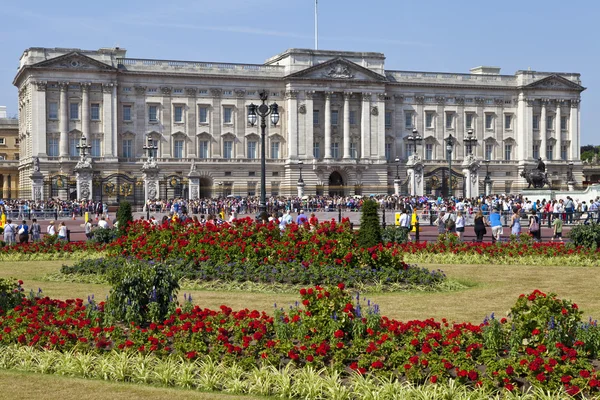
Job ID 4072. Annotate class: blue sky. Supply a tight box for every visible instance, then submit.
[1,0,597,144]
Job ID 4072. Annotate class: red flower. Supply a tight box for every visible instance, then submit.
[505,383,514,391]
[337,283,345,290]
[299,288,307,296]
[468,371,478,381]
[371,361,384,369]
[506,366,514,375]
[580,370,591,378]
[18,280,23,285]
[532,329,540,335]
[536,373,546,382]
[430,375,438,384]
[334,330,344,338]
[306,355,314,362]
[561,375,572,384]
[186,351,197,359]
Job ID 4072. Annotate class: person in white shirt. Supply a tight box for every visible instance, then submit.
[97,217,109,229]
[46,221,56,236]
[455,210,466,242]
[398,208,412,242]
[58,222,68,241]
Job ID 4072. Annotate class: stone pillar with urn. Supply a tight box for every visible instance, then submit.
[462,154,480,199]
[74,136,93,201]
[188,159,200,200]
[406,155,424,197]
[30,157,44,201]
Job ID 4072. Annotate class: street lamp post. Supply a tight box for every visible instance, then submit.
[463,129,477,157]
[394,158,400,179]
[297,160,305,198]
[76,134,91,158]
[445,134,455,198]
[406,129,423,196]
[298,161,304,183]
[143,136,158,161]
[247,91,280,218]
[483,159,492,196]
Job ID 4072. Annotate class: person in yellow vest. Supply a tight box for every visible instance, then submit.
[0,210,5,228]
[411,209,419,233]
[219,209,226,221]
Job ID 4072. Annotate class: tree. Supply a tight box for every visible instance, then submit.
[580,145,600,163]
[357,199,382,248]
[116,201,133,237]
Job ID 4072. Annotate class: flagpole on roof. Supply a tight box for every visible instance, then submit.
[315,0,319,50]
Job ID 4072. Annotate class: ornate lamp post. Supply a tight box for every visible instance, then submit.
[445,134,455,198]
[483,159,492,196]
[143,136,158,161]
[76,134,92,158]
[567,161,575,191]
[464,129,477,156]
[247,91,279,217]
[406,129,423,196]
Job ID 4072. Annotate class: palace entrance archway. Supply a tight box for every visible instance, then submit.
[328,171,345,196]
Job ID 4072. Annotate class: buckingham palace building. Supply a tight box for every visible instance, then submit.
[13,46,585,203]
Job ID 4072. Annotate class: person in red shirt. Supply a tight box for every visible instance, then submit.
[309,213,319,229]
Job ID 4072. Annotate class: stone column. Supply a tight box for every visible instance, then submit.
[570,99,580,159]
[376,93,386,160]
[82,83,90,142]
[3,174,10,198]
[188,165,200,200]
[102,83,115,157]
[134,86,147,157]
[286,90,299,159]
[540,99,547,160]
[32,81,47,157]
[324,92,332,159]
[211,88,222,157]
[305,91,315,159]
[160,86,172,158]
[142,162,160,203]
[361,93,371,159]
[297,180,305,198]
[343,92,351,159]
[186,87,198,158]
[59,82,69,157]
[235,89,246,159]
[555,100,562,160]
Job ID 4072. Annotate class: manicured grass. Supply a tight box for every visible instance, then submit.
[2,261,599,323]
[0,370,263,400]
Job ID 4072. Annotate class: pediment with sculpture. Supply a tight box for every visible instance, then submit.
[31,52,117,72]
[286,57,387,82]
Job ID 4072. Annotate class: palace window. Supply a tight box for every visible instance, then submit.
[247,141,257,159]
[91,138,101,157]
[122,105,132,122]
[546,144,553,161]
[69,137,80,156]
[313,110,319,125]
[385,142,392,161]
[313,142,320,159]
[425,144,433,160]
[271,142,280,159]
[485,143,493,160]
[223,107,233,124]
[174,140,184,158]
[504,144,512,161]
[69,103,79,120]
[425,112,434,128]
[48,138,59,157]
[350,142,358,159]
[122,139,132,158]
[561,145,568,161]
[445,113,453,129]
[405,112,413,129]
[504,114,512,130]
[148,105,158,123]
[198,106,208,124]
[349,110,357,125]
[546,115,554,130]
[331,142,339,159]
[533,115,539,130]
[91,103,100,121]
[174,106,184,123]
[198,140,209,159]
[223,140,233,159]
[465,113,474,129]
[561,116,568,131]
[485,114,494,130]
[385,111,392,128]
[48,102,58,120]
[331,110,339,126]
[533,144,540,160]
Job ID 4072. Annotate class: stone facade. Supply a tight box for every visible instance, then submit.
[0,108,19,198]
[13,47,585,203]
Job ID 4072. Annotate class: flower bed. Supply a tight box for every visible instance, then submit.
[1,281,599,397]
[0,240,105,261]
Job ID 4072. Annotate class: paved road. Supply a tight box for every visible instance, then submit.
[28,210,570,244]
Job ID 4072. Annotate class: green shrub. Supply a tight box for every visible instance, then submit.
[381,226,409,244]
[92,227,118,244]
[0,278,25,313]
[104,259,180,324]
[116,201,133,237]
[568,223,600,249]
[357,199,381,248]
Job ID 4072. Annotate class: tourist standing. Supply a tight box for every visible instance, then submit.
[296,210,308,225]
[30,219,41,242]
[528,210,541,242]
[3,219,16,245]
[84,219,93,240]
[473,211,487,243]
[551,214,563,242]
[489,208,503,243]
[46,220,56,236]
[435,211,446,235]
[17,220,29,243]
[455,210,466,242]
[58,222,68,241]
[510,208,522,236]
